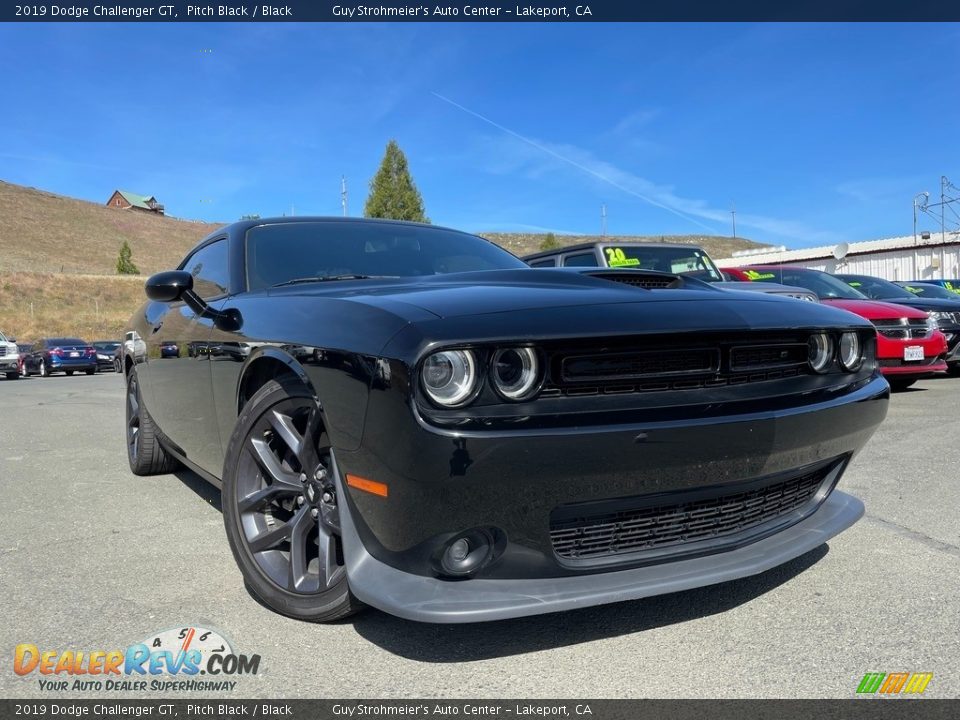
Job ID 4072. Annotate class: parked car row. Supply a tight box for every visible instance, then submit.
[522,242,959,391]
[0,335,124,379]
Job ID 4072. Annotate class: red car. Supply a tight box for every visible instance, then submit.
[732,266,948,390]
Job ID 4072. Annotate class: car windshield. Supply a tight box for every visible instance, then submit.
[838,276,915,300]
[898,282,960,300]
[744,268,868,300]
[245,221,527,291]
[48,338,86,346]
[18,344,32,352]
[601,245,723,281]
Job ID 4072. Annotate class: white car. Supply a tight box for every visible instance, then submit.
[0,330,20,379]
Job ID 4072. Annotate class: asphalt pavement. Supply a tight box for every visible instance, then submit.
[1,372,958,699]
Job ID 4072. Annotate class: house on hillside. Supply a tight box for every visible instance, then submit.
[106,190,165,215]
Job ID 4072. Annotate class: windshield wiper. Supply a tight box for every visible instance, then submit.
[272,274,388,287]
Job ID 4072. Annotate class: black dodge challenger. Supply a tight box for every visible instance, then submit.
[122,217,889,623]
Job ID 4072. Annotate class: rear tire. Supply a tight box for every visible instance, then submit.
[66,370,74,376]
[222,378,361,623]
[888,378,917,391]
[85,368,96,375]
[126,370,180,475]
[947,364,960,377]
[5,372,17,380]
[39,360,50,377]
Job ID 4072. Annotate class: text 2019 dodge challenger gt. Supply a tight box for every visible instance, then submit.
[122,217,889,623]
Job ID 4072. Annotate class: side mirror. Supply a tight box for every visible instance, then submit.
[146,271,193,302]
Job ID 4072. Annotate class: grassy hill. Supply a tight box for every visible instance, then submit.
[0,180,221,276]
[481,232,769,260]
[0,180,772,342]
[0,272,146,343]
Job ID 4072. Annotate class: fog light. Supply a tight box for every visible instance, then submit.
[439,529,494,577]
[449,538,470,561]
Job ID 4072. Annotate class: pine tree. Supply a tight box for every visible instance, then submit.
[116,241,140,275]
[540,232,560,251]
[364,140,429,223]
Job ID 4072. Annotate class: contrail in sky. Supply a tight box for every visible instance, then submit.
[431,91,719,234]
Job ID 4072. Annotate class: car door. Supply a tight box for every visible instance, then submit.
[28,339,45,372]
[146,237,230,474]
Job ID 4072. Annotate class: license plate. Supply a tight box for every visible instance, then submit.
[904,346,924,361]
[69,351,80,358]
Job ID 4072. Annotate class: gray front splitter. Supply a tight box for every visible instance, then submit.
[333,456,864,624]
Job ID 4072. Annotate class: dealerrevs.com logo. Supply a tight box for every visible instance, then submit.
[14,626,260,693]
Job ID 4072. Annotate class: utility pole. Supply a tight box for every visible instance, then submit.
[913,192,929,245]
[600,204,607,237]
[341,176,348,217]
[942,176,948,249]
[730,202,737,239]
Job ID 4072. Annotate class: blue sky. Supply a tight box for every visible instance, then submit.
[1,22,958,248]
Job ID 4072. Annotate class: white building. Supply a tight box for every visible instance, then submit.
[717,233,960,281]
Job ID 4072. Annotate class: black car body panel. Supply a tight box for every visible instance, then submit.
[123,217,888,622]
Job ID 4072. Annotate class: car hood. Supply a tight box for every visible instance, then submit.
[823,298,930,319]
[269,268,810,318]
[267,268,872,339]
[869,297,960,312]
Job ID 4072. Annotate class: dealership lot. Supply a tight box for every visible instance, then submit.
[1,373,958,699]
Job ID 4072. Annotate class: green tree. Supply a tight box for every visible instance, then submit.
[364,140,429,223]
[540,232,560,251]
[116,241,140,275]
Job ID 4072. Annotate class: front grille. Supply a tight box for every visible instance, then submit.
[873,318,932,339]
[550,461,837,562]
[562,348,719,382]
[730,343,807,371]
[544,334,813,397]
[0,346,6,357]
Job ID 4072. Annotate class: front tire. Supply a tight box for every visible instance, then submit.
[888,378,917,391]
[222,379,361,623]
[5,372,17,380]
[126,370,180,475]
[947,364,960,377]
[39,360,50,377]
[85,368,96,375]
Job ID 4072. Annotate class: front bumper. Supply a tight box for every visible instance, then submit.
[338,473,863,623]
[0,357,18,371]
[333,374,888,620]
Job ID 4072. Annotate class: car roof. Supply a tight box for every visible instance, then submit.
[524,241,706,260]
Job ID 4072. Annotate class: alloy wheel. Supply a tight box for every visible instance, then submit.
[126,373,141,462]
[235,396,344,594]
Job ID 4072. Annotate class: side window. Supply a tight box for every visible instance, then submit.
[529,258,558,268]
[182,239,229,299]
[563,252,600,267]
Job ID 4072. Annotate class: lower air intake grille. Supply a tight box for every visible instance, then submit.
[550,461,838,562]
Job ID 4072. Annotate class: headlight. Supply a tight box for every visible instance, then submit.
[838,332,862,372]
[421,350,478,407]
[491,347,540,401]
[927,311,957,326]
[807,333,833,373]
